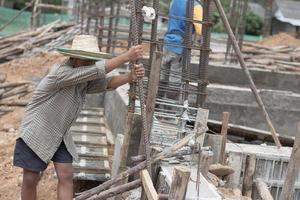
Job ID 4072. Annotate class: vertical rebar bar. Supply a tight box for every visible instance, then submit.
[129,0,151,176]
[106,1,114,53]
[182,0,194,102]
[112,0,121,54]
[148,0,160,70]
[98,2,105,51]
[80,0,85,33]
[85,0,91,34]
[197,0,212,108]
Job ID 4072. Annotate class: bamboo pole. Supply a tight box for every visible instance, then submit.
[213,0,281,148]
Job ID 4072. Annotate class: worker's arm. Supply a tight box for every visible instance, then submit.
[193,4,203,36]
[52,45,143,89]
[86,64,145,93]
[105,45,143,73]
[107,64,144,89]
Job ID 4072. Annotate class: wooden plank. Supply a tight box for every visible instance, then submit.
[219,112,229,164]
[242,154,256,197]
[280,122,300,200]
[200,150,214,179]
[79,110,104,117]
[75,146,108,158]
[168,166,191,200]
[226,151,243,188]
[72,134,107,146]
[70,125,107,135]
[140,170,159,200]
[75,117,104,125]
[194,108,209,147]
[206,134,222,164]
[119,113,142,174]
[73,159,110,173]
[255,178,274,200]
[111,134,124,178]
[145,51,162,133]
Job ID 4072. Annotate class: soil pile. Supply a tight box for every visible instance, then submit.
[259,32,300,47]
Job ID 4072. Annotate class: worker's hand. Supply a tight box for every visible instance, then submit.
[130,64,145,82]
[126,45,144,61]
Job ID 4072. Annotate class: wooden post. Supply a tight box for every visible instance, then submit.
[194,108,209,147]
[146,51,162,133]
[242,154,256,197]
[141,147,161,200]
[200,150,214,178]
[219,112,229,164]
[140,170,159,200]
[280,122,300,200]
[168,166,191,200]
[226,151,243,188]
[31,0,40,30]
[119,113,142,177]
[111,134,124,178]
[255,178,273,200]
[206,134,222,164]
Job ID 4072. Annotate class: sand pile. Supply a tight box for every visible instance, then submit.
[259,32,300,47]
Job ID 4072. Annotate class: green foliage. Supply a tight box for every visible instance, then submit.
[245,11,262,35]
[212,0,263,36]
[6,0,62,10]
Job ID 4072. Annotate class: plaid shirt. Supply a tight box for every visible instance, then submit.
[18,59,112,163]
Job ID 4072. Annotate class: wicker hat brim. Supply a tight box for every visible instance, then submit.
[57,47,113,60]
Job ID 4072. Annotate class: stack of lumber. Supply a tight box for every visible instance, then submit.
[210,42,300,73]
[0,20,80,62]
[0,78,34,116]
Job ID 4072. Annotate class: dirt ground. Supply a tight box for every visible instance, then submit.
[0,52,67,200]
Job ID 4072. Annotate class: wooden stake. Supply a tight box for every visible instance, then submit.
[255,178,273,200]
[140,170,159,200]
[168,166,191,200]
[194,108,209,147]
[86,179,141,200]
[200,150,214,179]
[219,112,229,164]
[242,154,256,197]
[213,0,282,148]
[280,122,300,200]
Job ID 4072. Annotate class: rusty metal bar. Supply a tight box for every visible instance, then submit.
[148,0,160,71]
[98,2,105,51]
[106,1,114,53]
[129,0,152,176]
[197,0,213,108]
[112,0,121,54]
[182,0,194,102]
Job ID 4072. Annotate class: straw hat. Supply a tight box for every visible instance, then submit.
[57,35,113,60]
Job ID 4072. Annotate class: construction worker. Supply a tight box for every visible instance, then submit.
[160,0,203,102]
[13,35,144,200]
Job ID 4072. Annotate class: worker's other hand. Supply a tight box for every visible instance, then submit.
[126,45,144,61]
[130,64,145,82]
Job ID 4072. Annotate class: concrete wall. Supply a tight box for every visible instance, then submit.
[103,86,129,138]
[196,63,300,93]
[189,85,300,136]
